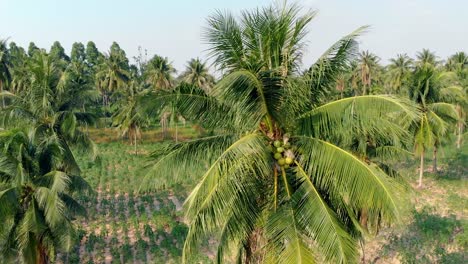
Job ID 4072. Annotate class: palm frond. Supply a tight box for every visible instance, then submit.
[141,134,237,191]
[182,133,271,261]
[292,162,357,263]
[265,202,316,264]
[297,95,418,139]
[306,26,367,105]
[294,136,403,224]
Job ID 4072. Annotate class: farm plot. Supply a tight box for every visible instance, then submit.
[55,142,210,264]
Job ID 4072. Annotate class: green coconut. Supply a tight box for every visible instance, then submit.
[274,152,282,160]
[273,140,282,147]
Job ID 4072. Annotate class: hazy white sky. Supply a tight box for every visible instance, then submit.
[1,0,467,72]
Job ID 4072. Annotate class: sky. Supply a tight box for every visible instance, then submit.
[1,0,467,72]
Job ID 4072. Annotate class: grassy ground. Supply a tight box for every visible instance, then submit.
[56,126,210,264]
[365,140,467,264]
[58,127,466,264]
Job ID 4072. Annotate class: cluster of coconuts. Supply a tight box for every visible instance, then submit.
[272,134,296,169]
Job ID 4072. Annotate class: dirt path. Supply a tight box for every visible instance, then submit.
[168,195,183,211]
[153,196,161,210]
[96,186,103,214]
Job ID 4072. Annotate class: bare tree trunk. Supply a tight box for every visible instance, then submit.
[418,150,424,188]
[432,146,438,173]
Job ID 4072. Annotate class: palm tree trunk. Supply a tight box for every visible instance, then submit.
[360,239,366,264]
[456,105,463,149]
[418,150,424,188]
[134,130,138,155]
[36,243,48,264]
[0,80,5,108]
[360,208,369,231]
[432,146,438,173]
[457,122,462,149]
[456,104,463,149]
[161,116,167,139]
[175,120,178,143]
[244,230,258,264]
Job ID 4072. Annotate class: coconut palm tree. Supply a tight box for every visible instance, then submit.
[142,3,417,263]
[0,128,92,263]
[0,52,98,173]
[357,51,381,95]
[386,54,413,94]
[0,39,11,108]
[447,52,468,71]
[95,51,130,107]
[145,55,176,90]
[7,42,30,95]
[408,64,460,187]
[446,52,468,149]
[180,58,215,92]
[112,76,148,154]
[416,49,438,67]
[144,55,178,139]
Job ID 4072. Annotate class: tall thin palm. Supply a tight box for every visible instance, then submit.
[409,64,460,187]
[357,51,380,95]
[142,3,417,263]
[112,77,148,154]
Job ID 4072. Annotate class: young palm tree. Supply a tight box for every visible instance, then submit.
[0,128,92,263]
[145,55,176,90]
[180,58,215,92]
[112,77,148,154]
[142,3,417,263]
[386,54,413,94]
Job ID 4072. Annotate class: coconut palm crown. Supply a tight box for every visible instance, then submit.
[142,3,417,263]
[0,128,92,263]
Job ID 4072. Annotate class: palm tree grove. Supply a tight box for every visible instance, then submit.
[0,1,466,264]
